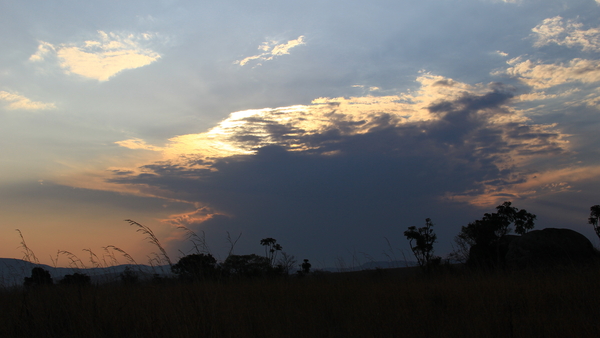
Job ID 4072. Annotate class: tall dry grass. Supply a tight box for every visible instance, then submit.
[1,266,599,337]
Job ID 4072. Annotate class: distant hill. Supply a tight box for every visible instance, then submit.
[323,260,417,272]
[0,257,417,287]
[0,258,170,287]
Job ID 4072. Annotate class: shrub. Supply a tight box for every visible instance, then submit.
[172,253,218,281]
[59,272,91,286]
[24,267,53,287]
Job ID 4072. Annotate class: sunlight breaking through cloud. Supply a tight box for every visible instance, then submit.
[108,73,572,213]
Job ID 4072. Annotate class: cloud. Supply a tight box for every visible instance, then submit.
[514,88,581,102]
[492,16,600,103]
[451,165,600,207]
[115,74,530,165]
[114,138,162,151]
[99,75,572,235]
[0,91,56,110]
[29,31,161,81]
[582,87,600,107]
[503,58,600,89]
[160,206,228,228]
[532,16,600,52]
[28,41,56,62]
[236,36,305,66]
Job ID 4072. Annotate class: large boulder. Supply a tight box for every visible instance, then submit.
[506,228,597,269]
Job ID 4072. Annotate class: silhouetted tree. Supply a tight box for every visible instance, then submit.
[24,267,53,287]
[404,218,440,269]
[458,201,536,268]
[589,205,600,241]
[172,253,218,281]
[222,254,273,278]
[461,202,536,248]
[260,238,282,267]
[59,272,91,286]
[301,259,311,274]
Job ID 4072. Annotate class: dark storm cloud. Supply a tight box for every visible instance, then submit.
[106,86,568,260]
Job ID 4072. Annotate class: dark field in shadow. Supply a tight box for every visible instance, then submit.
[1,265,599,338]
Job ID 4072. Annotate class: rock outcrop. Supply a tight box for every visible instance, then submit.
[505,228,597,269]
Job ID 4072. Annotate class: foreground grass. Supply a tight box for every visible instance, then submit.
[0,266,599,337]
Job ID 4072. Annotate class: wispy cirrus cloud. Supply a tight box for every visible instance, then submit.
[0,91,56,110]
[235,36,305,66]
[29,31,161,81]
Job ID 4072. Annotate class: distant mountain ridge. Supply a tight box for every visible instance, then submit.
[0,258,417,287]
[0,258,168,287]
[325,260,418,272]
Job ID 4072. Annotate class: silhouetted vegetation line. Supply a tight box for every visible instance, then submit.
[4,202,600,336]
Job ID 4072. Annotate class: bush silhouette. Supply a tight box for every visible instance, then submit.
[24,267,53,287]
[222,254,273,278]
[172,253,218,281]
[59,272,91,286]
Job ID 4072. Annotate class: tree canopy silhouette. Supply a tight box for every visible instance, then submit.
[221,254,273,278]
[260,238,282,267]
[459,201,536,248]
[59,272,91,286]
[457,201,536,267]
[24,267,53,287]
[171,253,218,281]
[404,218,440,269]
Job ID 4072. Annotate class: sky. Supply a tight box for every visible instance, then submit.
[1,0,600,269]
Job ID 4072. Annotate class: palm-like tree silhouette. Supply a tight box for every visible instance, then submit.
[260,238,282,266]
